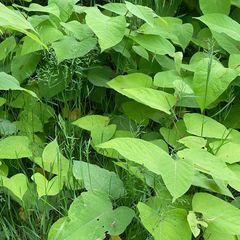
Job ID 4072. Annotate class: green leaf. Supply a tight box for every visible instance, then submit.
[0,72,38,98]
[0,3,46,47]
[228,164,240,192]
[48,0,77,22]
[87,66,114,87]
[199,0,231,15]
[125,1,154,26]
[203,227,237,240]
[100,3,128,16]
[85,7,126,51]
[120,88,176,114]
[11,53,41,83]
[232,0,240,8]
[122,101,154,125]
[192,172,233,198]
[16,111,43,134]
[187,211,208,237]
[21,21,64,55]
[132,45,149,61]
[0,36,16,61]
[52,36,97,63]
[191,58,238,109]
[14,3,60,18]
[0,136,32,159]
[154,70,183,88]
[0,97,6,107]
[210,141,240,164]
[108,73,152,89]
[131,34,175,56]
[73,161,125,199]
[138,202,191,240]
[178,136,207,149]
[32,173,63,198]
[138,17,193,50]
[212,31,240,54]
[34,139,69,176]
[108,73,176,114]
[49,192,135,240]
[183,113,229,139]
[98,138,193,200]
[160,120,187,148]
[61,21,93,41]
[0,161,8,177]
[73,115,110,132]
[91,124,117,145]
[48,217,67,240]
[0,119,17,136]
[0,174,28,201]
[192,192,240,235]
[178,148,237,181]
[196,14,240,42]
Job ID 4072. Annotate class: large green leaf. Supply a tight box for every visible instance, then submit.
[32,173,63,198]
[108,73,176,114]
[85,7,126,51]
[138,17,193,50]
[160,120,187,148]
[203,226,237,240]
[210,141,240,164]
[125,1,154,26]
[16,111,43,133]
[100,3,128,16]
[191,58,238,110]
[131,34,175,56]
[108,73,152,89]
[91,124,117,145]
[21,21,64,55]
[73,161,125,199]
[0,173,28,201]
[183,113,229,139]
[196,14,240,42]
[98,138,193,200]
[13,3,60,18]
[48,0,78,21]
[11,53,41,83]
[138,202,191,240]
[52,36,97,63]
[192,193,240,235]
[178,148,237,181]
[178,136,207,149]
[0,119,17,136]
[48,192,134,240]
[154,70,184,89]
[228,164,240,192]
[0,36,16,61]
[0,3,45,47]
[34,139,69,176]
[0,72,38,98]
[73,115,110,132]
[199,0,231,15]
[0,136,32,159]
[61,21,93,41]
[212,31,240,54]
[192,172,233,198]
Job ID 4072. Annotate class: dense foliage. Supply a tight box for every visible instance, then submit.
[1,0,240,239]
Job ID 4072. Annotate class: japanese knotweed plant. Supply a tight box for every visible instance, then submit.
[1,0,240,239]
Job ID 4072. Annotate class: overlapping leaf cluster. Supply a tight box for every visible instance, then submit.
[1,0,240,239]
